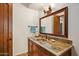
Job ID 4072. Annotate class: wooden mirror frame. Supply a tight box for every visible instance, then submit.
[39,7,68,38]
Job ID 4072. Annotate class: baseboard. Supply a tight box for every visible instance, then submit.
[16,52,28,56]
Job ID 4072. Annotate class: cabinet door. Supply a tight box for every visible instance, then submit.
[28,39,39,56]
[39,46,55,56]
[39,46,50,56]
[28,39,33,56]
[39,51,48,56]
[32,42,39,56]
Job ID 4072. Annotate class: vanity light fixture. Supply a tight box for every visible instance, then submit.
[43,5,52,15]
[43,3,55,15]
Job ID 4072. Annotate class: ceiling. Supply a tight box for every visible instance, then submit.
[21,3,67,11]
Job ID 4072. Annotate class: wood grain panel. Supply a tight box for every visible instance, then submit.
[0,4,4,55]
[3,4,9,56]
[0,3,12,56]
[54,15,60,34]
[8,3,13,56]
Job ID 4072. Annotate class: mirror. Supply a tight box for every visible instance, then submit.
[41,16,53,33]
[40,7,68,37]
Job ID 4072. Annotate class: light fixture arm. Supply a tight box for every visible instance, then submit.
[43,5,52,15]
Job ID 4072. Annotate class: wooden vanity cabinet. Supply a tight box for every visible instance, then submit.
[39,46,55,56]
[60,48,71,56]
[28,39,55,56]
[28,39,40,56]
[28,39,71,56]
[28,39,32,55]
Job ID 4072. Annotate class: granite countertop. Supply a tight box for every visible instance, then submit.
[28,37,72,56]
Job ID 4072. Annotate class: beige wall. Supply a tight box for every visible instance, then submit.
[13,3,39,55]
[68,3,79,56]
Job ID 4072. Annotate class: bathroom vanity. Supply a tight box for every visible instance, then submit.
[28,36,72,56]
